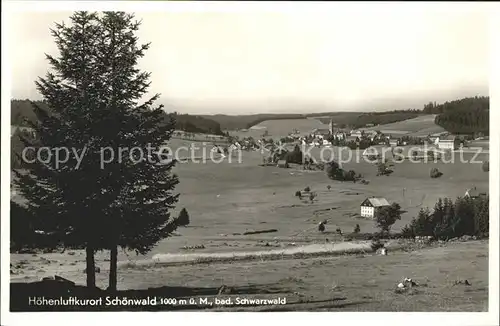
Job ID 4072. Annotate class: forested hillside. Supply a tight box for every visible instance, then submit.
[423,97,489,135]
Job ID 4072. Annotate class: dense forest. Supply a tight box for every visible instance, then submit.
[423,97,489,135]
[167,113,224,135]
[11,99,225,136]
[315,110,422,129]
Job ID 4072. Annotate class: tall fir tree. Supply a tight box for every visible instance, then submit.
[15,11,180,290]
[16,11,104,288]
[453,197,476,236]
[473,195,489,236]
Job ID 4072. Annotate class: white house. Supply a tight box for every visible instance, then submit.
[333,132,346,141]
[350,130,363,138]
[437,135,459,150]
[11,125,36,138]
[312,128,331,139]
[360,197,390,218]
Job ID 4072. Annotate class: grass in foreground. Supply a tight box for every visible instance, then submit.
[10,240,488,312]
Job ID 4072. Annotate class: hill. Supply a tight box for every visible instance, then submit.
[204,111,423,131]
[231,118,329,139]
[423,97,489,135]
[360,114,446,137]
[313,110,423,129]
[11,99,225,136]
[200,114,305,131]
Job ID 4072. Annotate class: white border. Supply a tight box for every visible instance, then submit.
[1,2,499,326]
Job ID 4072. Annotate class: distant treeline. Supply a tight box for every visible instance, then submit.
[11,96,490,135]
[315,110,422,129]
[169,113,224,136]
[11,99,225,136]
[422,97,489,135]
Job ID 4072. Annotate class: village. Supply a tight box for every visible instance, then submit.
[221,117,484,162]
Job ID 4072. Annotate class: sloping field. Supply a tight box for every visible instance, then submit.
[233,114,445,139]
[362,114,445,136]
[247,118,329,138]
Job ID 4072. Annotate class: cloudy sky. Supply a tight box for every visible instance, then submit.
[7,3,490,114]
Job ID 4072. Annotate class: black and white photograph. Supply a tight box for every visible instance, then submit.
[1,1,499,325]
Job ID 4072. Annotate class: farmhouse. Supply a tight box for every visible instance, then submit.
[350,130,363,138]
[332,132,345,140]
[437,135,460,150]
[312,128,331,139]
[464,186,487,199]
[360,197,390,218]
[389,139,399,147]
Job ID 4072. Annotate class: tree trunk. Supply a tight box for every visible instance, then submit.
[85,246,96,288]
[108,245,118,292]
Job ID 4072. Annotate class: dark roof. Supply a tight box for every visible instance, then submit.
[465,187,487,197]
[361,197,390,207]
[440,135,457,141]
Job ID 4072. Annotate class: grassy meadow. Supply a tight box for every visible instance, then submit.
[10,117,490,311]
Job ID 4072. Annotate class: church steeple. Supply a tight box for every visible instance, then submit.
[329,119,334,134]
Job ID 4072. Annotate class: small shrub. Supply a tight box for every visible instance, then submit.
[295,191,302,197]
[370,239,385,251]
[327,185,331,191]
[430,167,443,178]
[354,224,360,233]
[482,161,489,172]
[336,228,342,235]
[177,208,190,227]
[304,186,311,192]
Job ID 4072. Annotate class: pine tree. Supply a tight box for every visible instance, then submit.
[15,11,180,290]
[92,12,180,291]
[453,197,475,236]
[16,12,105,288]
[177,208,190,227]
[411,208,433,236]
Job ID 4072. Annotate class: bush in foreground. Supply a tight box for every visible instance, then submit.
[401,196,489,240]
[177,208,190,227]
[482,161,489,172]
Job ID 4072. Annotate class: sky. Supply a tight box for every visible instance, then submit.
[7,4,490,115]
